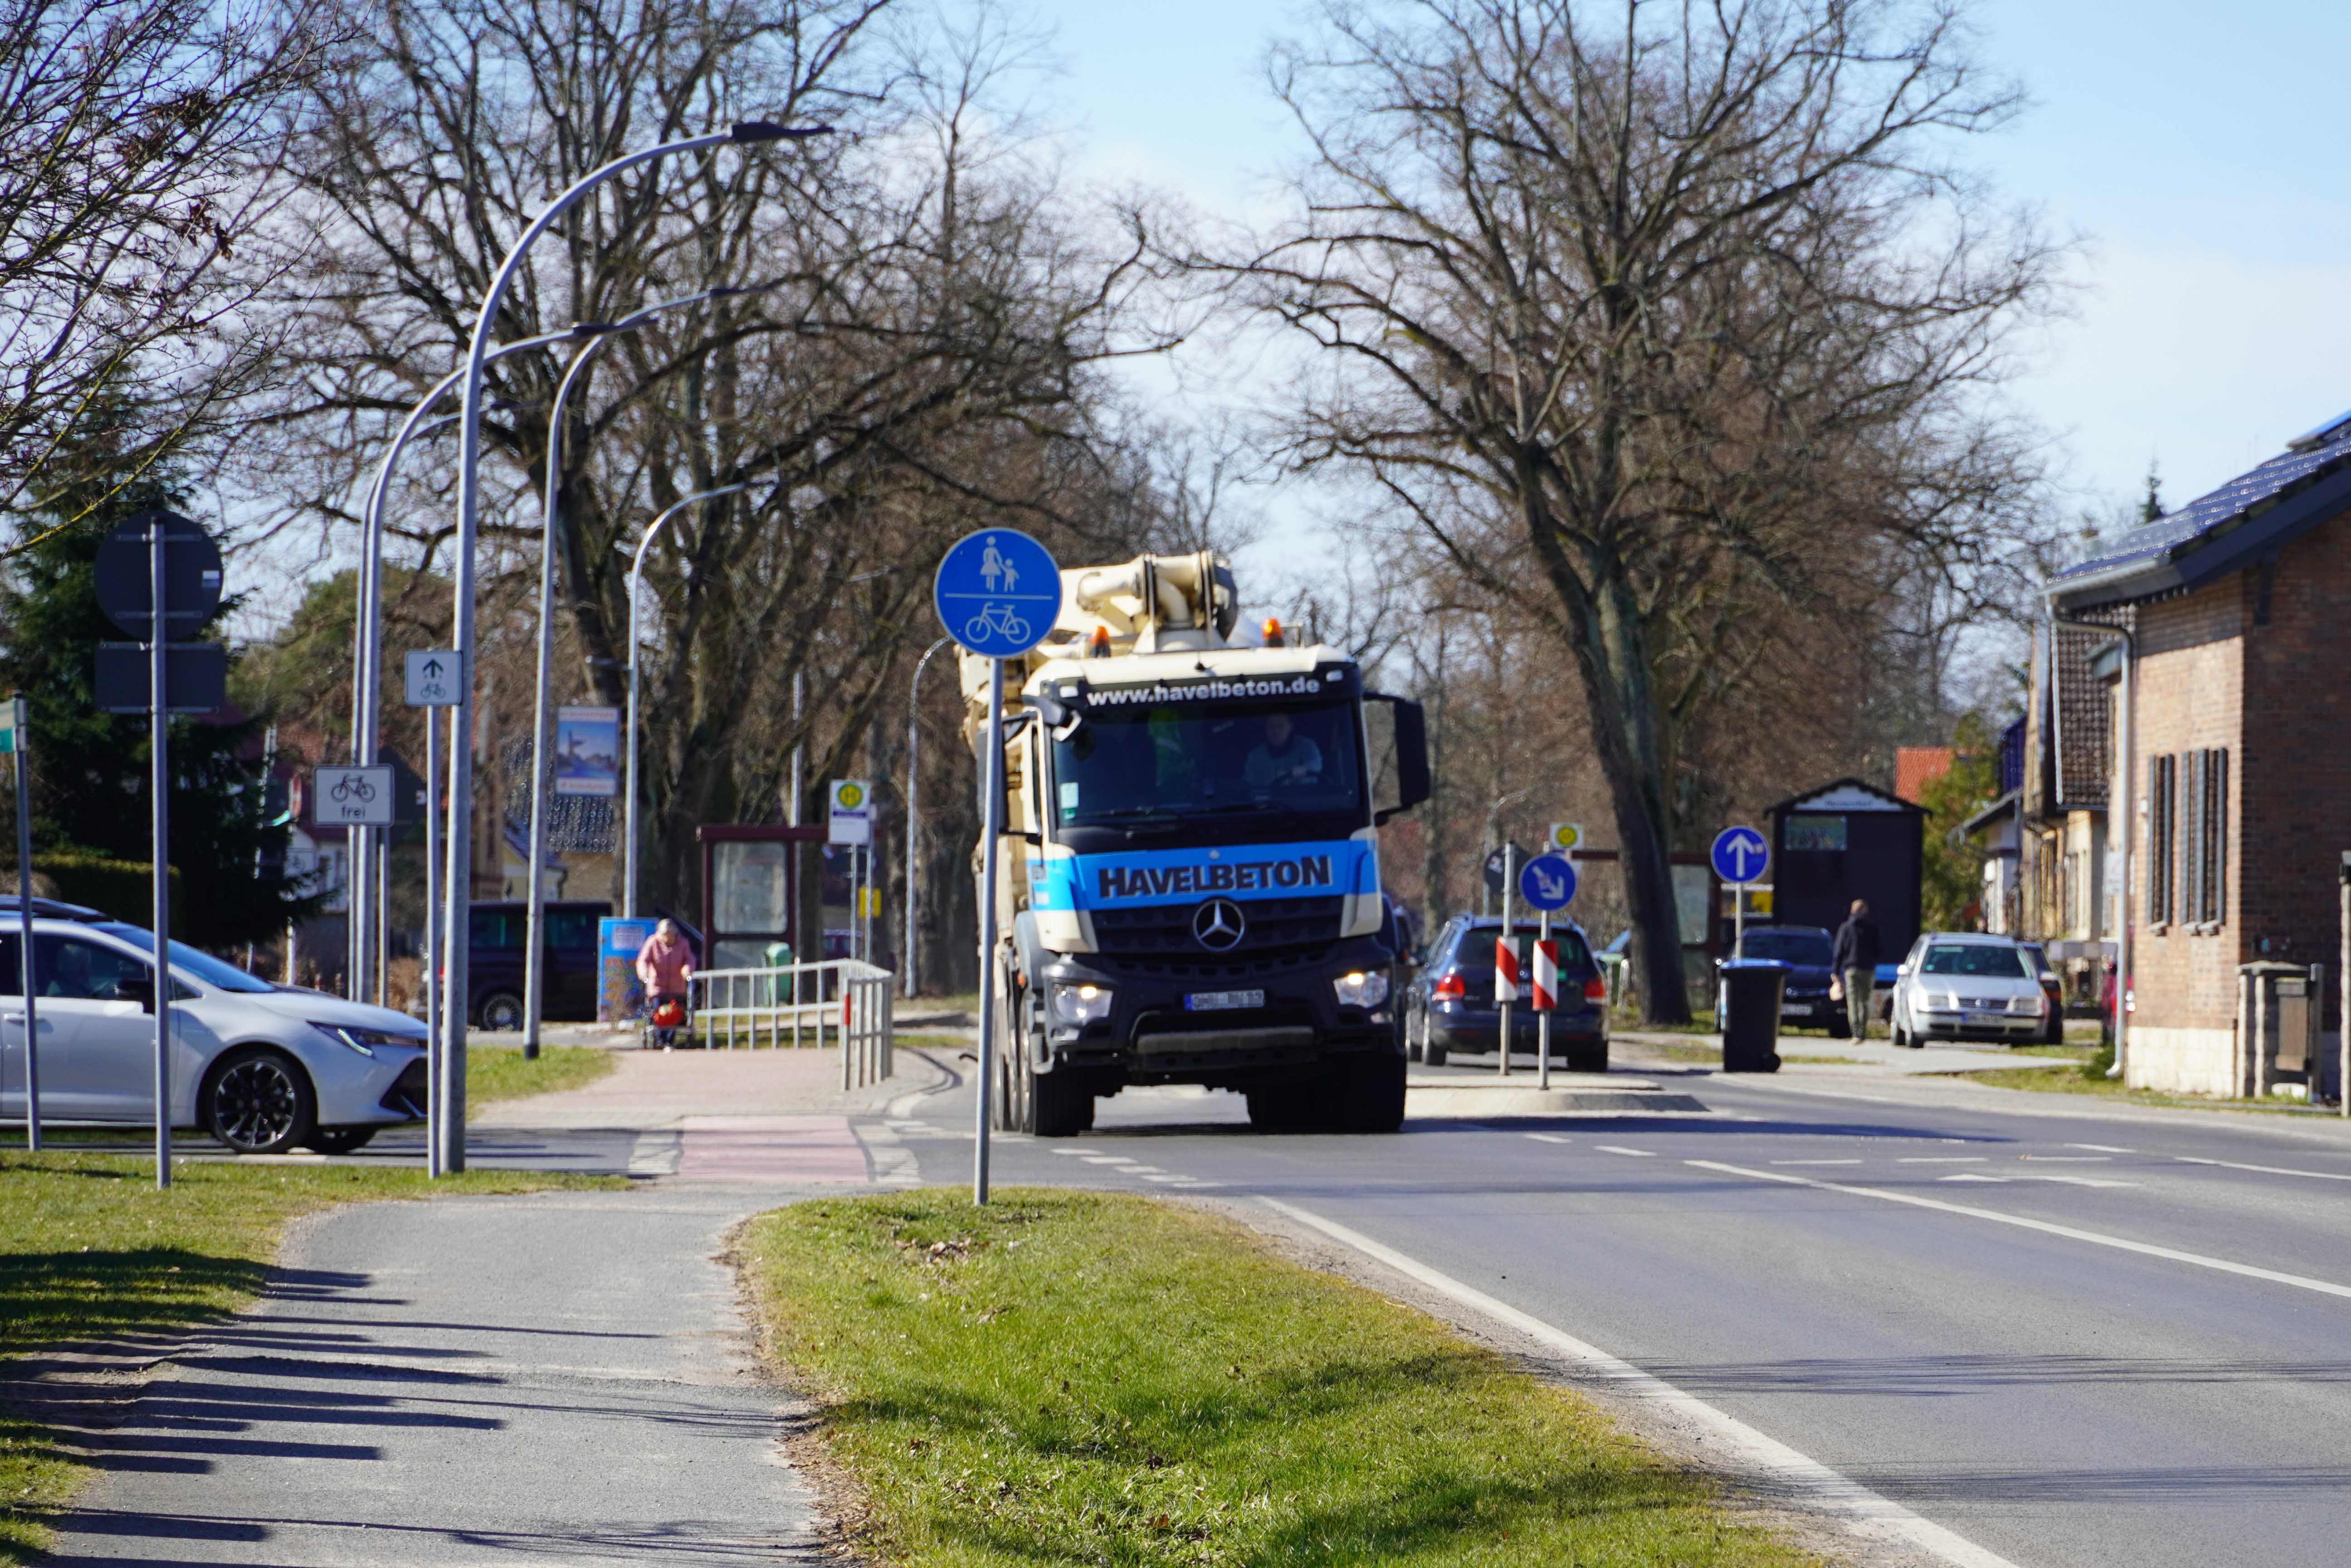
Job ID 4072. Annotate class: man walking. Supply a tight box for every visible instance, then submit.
[1832,899,1882,1040]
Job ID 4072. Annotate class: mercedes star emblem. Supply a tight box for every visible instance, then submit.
[1192,898,1246,951]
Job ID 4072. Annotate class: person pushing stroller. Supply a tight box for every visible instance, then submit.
[635,919,695,1048]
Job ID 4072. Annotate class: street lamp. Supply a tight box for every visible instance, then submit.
[624,482,752,921]
[901,637,951,998]
[439,120,827,1173]
[519,283,782,1056]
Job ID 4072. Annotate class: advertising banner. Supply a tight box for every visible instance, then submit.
[598,916,657,1022]
[554,706,621,796]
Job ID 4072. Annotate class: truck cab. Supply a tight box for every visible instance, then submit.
[968,551,1429,1135]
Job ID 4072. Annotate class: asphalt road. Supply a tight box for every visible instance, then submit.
[880,1064,2351,1568]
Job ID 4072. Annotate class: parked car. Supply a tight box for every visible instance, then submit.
[1887,932,2056,1048]
[1404,914,1608,1070]
[0,901,427,1155]
[2017,942,2067,1044]
[1713,924,1846,1037]
[467,900,611,1029]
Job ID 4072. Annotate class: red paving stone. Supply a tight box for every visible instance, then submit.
[677,1115,872,1181]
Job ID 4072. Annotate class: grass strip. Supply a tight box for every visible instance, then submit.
[0,1154,622,1559]
[743,1188,1820,1568]
[465,1042,616,1117]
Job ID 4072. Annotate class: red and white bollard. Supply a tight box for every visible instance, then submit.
[1495,933,1519,1078]
[1533,926,1558,1089]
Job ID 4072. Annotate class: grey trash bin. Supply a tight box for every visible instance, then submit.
[1720,959,1785,1073]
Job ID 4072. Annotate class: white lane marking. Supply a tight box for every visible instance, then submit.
[2022,1155,2110,1162]
[1260,1199,2025,1568]
[1900,1157,1986,1164]
[1595,1145,1656,1157]
[1048,1147,1102,1156]
[2021,1174,2137,1188]
[1142,1173,1188,1182]
[2067,1143,2135,1153]
[1080,1155,1136,1165]
[1691,1160,2351,1301]
[1771,1159,1862,1166]
[1524,1133,1574,1145]
[1120,1165,1164,1175]
[2176,1155,2351,1182]
[1940,1174,2009,1183]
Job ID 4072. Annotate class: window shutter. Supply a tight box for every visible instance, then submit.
[2209,748,2228,924]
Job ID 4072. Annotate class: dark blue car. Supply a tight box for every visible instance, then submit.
[1405,915,1608,1070]
[1714,924,1849,1036]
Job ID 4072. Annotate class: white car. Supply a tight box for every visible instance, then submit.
[1888,932,2057,1049]
[0,904,427,1154]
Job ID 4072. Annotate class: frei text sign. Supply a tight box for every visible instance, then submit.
[829,779,873,846]
[313,766,394,827]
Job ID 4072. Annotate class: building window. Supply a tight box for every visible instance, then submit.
[2183,747,2227,926]
[2147,754,2174,924]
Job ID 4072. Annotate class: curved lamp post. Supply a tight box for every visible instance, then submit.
[519,282,777,1055]
[623,482,752,923]
[437,120,826,1174]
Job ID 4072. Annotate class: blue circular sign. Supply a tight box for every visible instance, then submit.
[934,528,1062,659]
[1518,853,1577,911]
[1710,826,1770,885]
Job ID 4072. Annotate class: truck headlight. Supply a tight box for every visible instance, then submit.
[1333,971,1388,1008]
[1049,982,1113,1025]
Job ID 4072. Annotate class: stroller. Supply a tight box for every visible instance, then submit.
[640,994,693,1050]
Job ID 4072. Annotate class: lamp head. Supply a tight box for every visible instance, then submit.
[731,121,836,144]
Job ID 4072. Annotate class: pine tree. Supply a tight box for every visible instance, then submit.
[0,390,318,947]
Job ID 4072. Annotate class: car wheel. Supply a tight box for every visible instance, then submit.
[303,1126,377,1155]
[477,991,525,1032]
[204,1047,318,1155]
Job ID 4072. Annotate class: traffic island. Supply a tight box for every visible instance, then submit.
[0,1154,623,1563]
[741,1188,1821,1567]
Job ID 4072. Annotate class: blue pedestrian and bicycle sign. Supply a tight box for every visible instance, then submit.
[1710,826,1770,885]
[1518,853,1577,911]
[935,528,1061,659]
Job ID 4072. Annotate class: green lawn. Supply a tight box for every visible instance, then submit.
[0,1155,621,1560]
[1965,1046,2328,1114]
[465,1043,616,1116]
[743,1189,1820,1568]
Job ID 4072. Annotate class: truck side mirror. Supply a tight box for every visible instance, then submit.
[1366,693,1430,824]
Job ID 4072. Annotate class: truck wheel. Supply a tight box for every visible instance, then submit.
[1339,1052,1407,1133]
[1246,1085,1305,1131]
[1030,1064,1090,1138]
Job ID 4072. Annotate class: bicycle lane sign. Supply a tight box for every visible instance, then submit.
[314,765,394,826]
[935,528,1061,659]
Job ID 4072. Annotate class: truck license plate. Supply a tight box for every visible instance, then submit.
[1185,989,1264,1012]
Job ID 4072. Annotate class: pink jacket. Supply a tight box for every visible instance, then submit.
[635,934,693,995]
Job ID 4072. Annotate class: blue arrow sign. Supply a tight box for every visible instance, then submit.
[935,528,1062,659]
[1518,853,1577,911]
[1710,826,1770,885]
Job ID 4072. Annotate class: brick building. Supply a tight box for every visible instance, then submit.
[2047,407,2351,1096]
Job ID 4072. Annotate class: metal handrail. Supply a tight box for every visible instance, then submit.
[684,958,895,1088]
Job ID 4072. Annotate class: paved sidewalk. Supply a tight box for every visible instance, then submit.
[1613,1028,2076,1076]
[482,1044,955,1130]
[35,1184,834,1564]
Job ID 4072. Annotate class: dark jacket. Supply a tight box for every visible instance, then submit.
[1831,914,1881,973]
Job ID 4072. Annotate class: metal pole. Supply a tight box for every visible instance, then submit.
[1538,908,1551,1091]
[903,638,949,1000]
[14,700,38,1150]
[425,709,443,1176]
[375,838,389,1008]
[149,517,172,1189]
[974,657,1003,1205]
[622,484,748,924]
[1498,842,1515,1078]
[789,669,804,826]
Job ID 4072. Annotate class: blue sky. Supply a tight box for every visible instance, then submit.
[1023,0,2351,524]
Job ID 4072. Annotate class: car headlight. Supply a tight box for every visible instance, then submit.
[310,1021,426,1058]
[1049,983,1113,1026]
[1333,970,1389,1008]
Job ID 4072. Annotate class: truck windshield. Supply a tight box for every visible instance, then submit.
[1052,697,1365,836]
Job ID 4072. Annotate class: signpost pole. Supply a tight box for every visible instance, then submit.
[1498,843,1515,1077]
[149,517,172,1190]
[10,698,38,1150]
[974,657,1003,1204]
[426,712,444,1176]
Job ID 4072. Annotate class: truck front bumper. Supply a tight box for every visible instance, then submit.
[1034,937,1400,1089]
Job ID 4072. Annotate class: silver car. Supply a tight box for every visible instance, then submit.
[0,909,427,1154]
[1888,932,2055,1048]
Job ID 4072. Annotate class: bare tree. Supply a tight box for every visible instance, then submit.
[1214,0,2056,1020]
[0,0,326,527]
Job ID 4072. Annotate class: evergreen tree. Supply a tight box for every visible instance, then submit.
[0,392,317,947]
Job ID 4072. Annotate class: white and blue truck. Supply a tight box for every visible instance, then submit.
[962,550,1429,1135]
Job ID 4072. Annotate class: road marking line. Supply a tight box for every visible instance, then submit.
[1771,1159,1862,1165]
[1524,1133,1574,1144]
[1939,1174,2009,1183]
[2023,1155,2110,1162]
[2067,1143,2135,1153]
[2020,1174,2137,1188]
[1121,1165,1164,1175]
[1689,1160,2351,1301]
[1142,1173,1188,1182]
[1899,1157,1985,1164]
[1595,1145,1656,1157]
[1048,1147,1101,1156]
[1080,1155,1136,1165]
[1259,1198,2024,1568]
[2176,1155,2351,1182]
